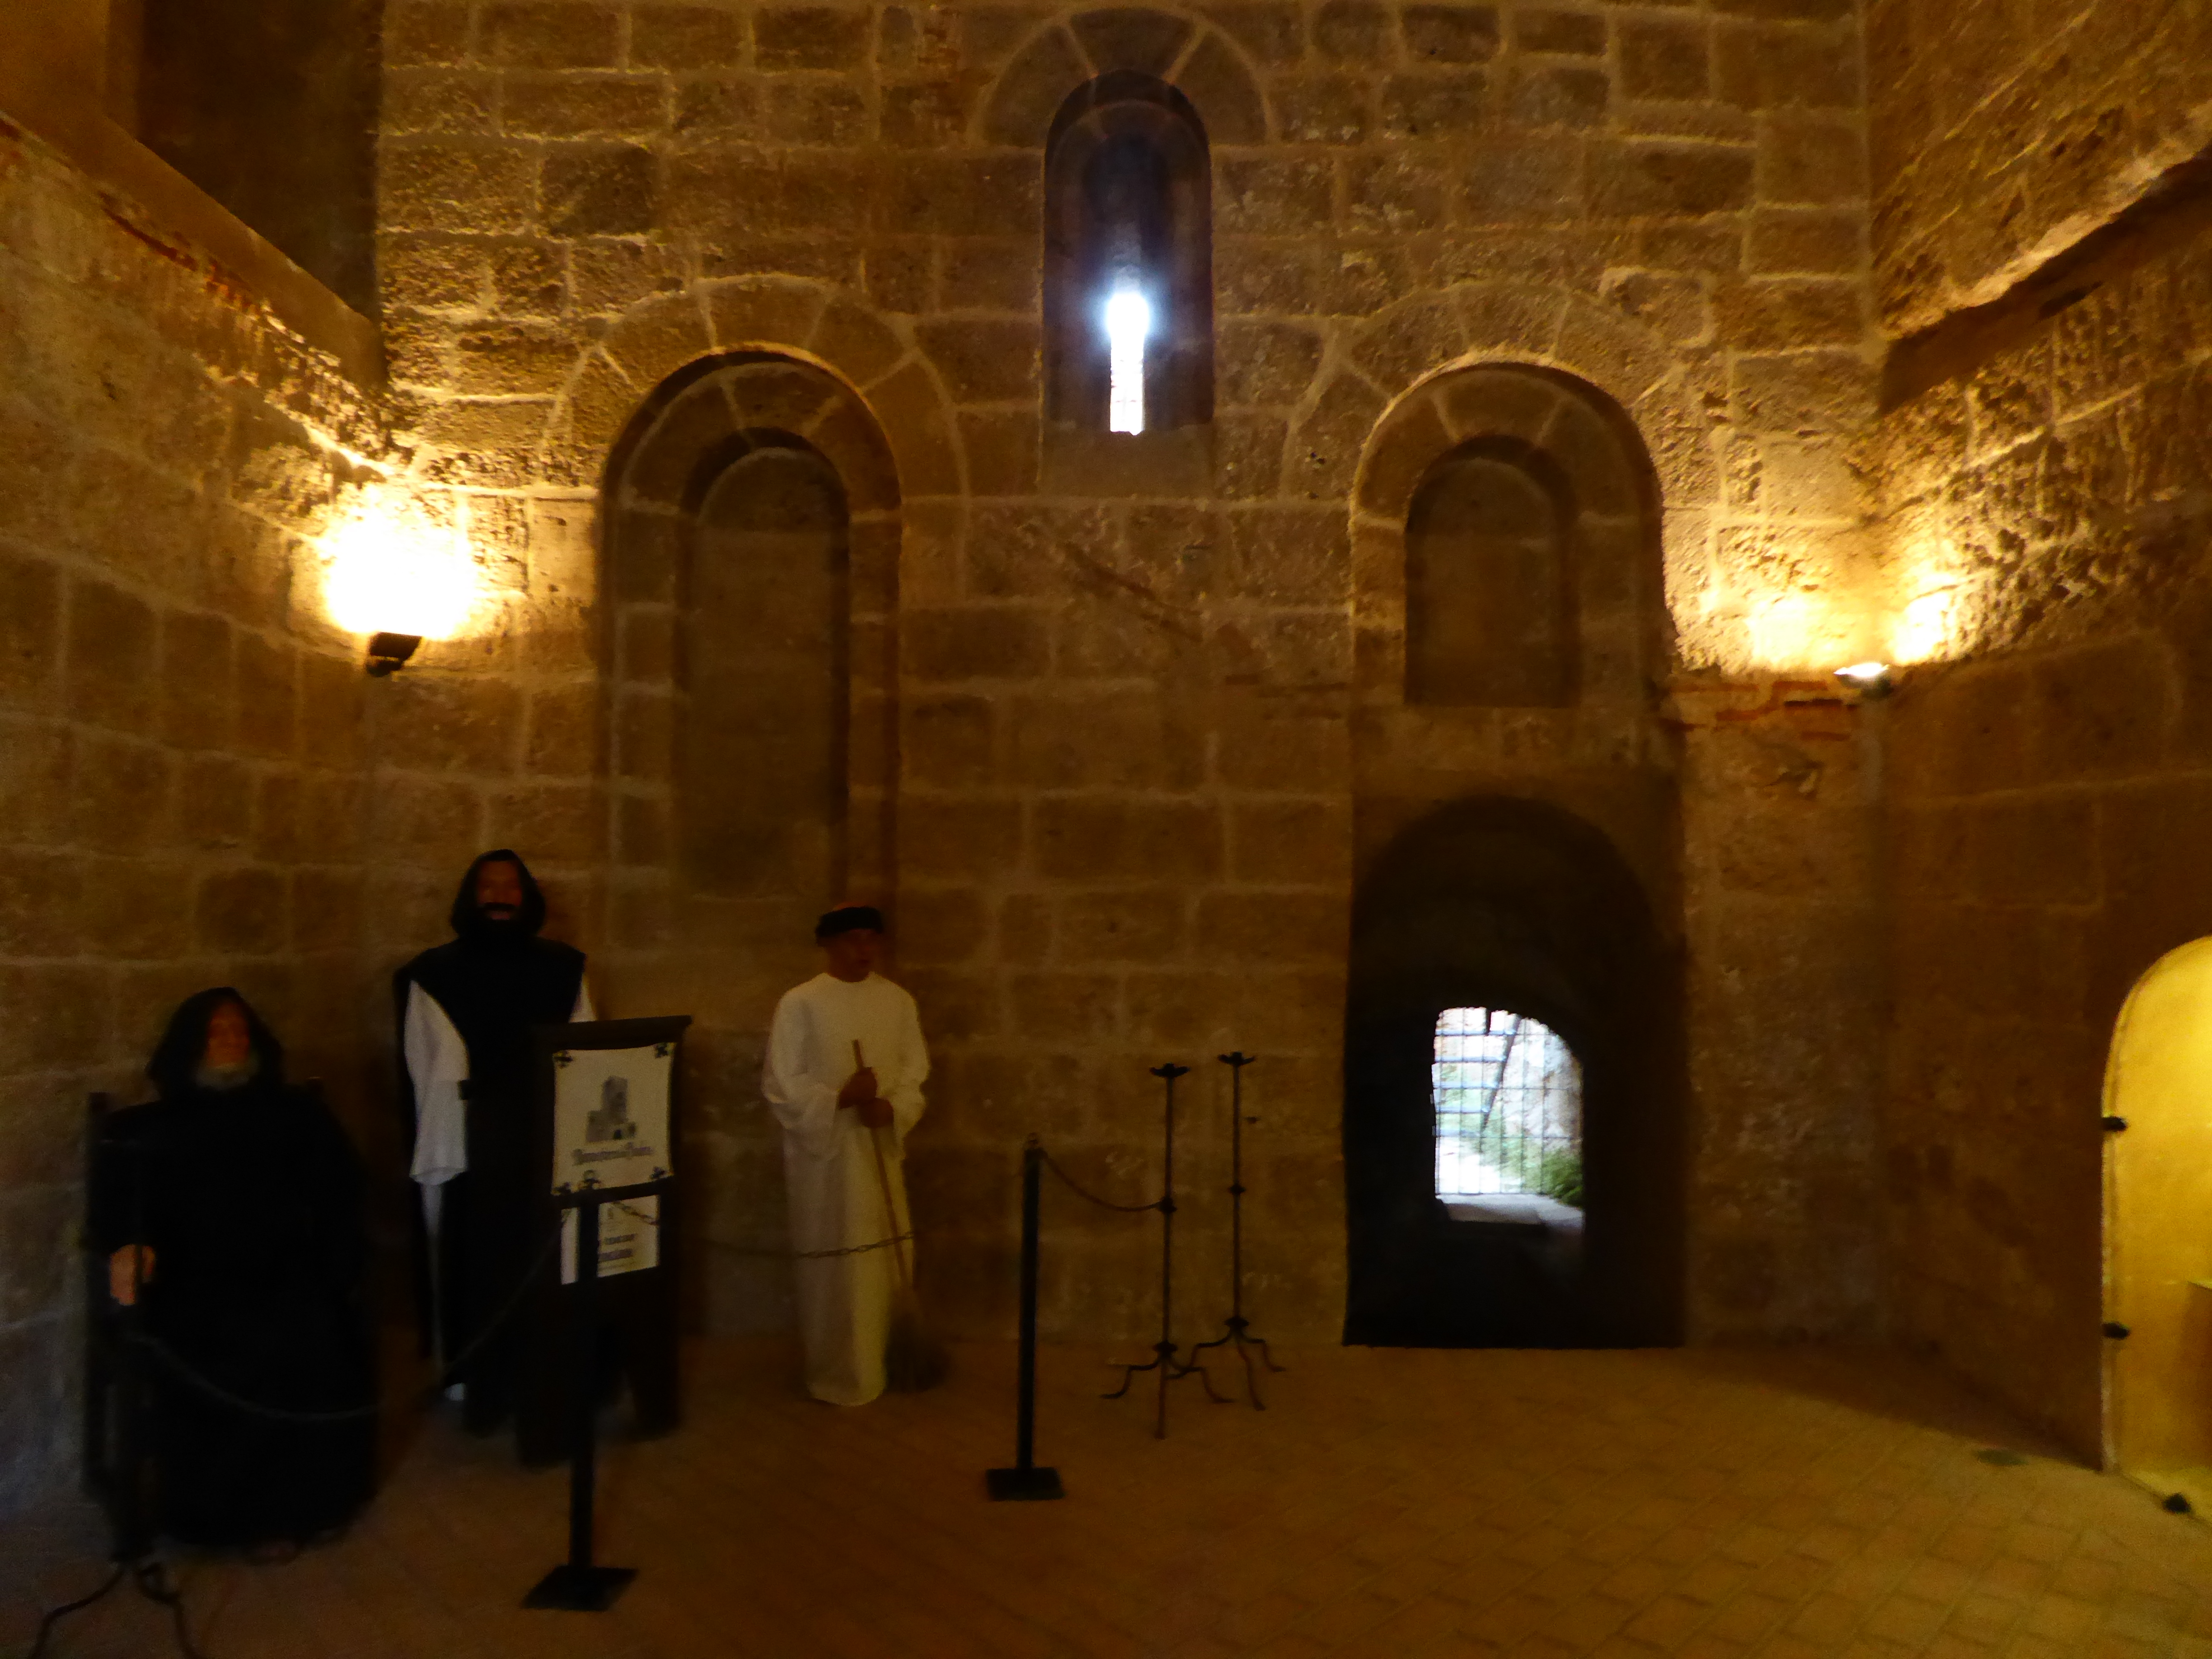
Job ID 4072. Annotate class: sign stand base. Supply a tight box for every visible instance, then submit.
[986,1464,1064,1501]
[524,1564,636,1611]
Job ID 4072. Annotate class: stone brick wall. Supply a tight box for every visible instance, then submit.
[1876,212,2212,1457]
[0,114,600,1511]
[1867,0,2212,336]
[374,0,1890,1350]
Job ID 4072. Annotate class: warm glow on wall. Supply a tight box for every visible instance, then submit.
[320,491,483,641]
[1889,585,1961,665]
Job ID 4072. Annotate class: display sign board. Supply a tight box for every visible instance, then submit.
[533,1017,691,1286]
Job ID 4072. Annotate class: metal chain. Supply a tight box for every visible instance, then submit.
[605,1195,916,1260]
[123,1225,563,1426]
[1041,1151,1165,1214]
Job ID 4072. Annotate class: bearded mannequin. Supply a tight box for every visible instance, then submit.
[396,849,591,1455]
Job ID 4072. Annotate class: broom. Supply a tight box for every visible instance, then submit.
[856,1040,950,1391]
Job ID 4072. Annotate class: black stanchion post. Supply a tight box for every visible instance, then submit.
[1184,1051,1285,1406]
[525,1189,636,1611]
[989,1138,1064,1500]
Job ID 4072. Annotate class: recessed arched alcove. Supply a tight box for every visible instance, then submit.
[600,351,899,1333]
[1344,797,1685,1349]
[2103,937,2212,1507]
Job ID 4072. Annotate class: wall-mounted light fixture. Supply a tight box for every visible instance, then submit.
[1833,661,1893,698]
[366,632,422,676]
[320,487,483,675]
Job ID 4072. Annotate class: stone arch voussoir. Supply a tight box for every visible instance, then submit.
[978,6,1269,146]
[535,276,964,503]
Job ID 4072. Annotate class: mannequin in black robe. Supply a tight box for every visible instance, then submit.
[396,849,589,1454]
[93,989,376,1549]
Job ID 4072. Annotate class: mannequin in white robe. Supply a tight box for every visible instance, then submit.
[763,907,929,1406]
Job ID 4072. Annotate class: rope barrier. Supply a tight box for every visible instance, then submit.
[122,1225,563,1426]
[605,1195,917,1260]
[1040,1150,1165,1214]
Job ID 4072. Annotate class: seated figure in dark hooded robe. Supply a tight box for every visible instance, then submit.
[397,849,591,1455]
[94,989,376,1551]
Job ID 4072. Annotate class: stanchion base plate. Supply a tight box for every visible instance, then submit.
[524,1564,637,1610]
[986,1465,1065,1501]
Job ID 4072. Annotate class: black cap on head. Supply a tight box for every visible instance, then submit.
[146,987,285,1100]
[815,904,886,942]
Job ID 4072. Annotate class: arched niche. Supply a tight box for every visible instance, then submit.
[1044,72,1214,435]
[1344,797,1685,1350]
[600,351,899,1331]
[2103,937,2212,1504]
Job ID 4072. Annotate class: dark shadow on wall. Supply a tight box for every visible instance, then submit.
[117,0,384,313]
[1344,796,1686,1350]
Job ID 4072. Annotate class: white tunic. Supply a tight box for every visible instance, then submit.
[762,972,930,1406]
[402,979,594,1232]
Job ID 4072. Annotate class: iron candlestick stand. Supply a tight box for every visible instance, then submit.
[1105,1064,1228,1437]
[1182,1052,1285,1407]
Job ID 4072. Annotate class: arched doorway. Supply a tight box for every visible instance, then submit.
[1343,797,1684,1349]
[2105,937,2212,1505]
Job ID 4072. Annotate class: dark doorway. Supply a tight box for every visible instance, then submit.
[1343,797,1684,1348]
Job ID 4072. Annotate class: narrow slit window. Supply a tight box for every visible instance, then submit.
[1104,288,1150,433]
[1433,1008,1582,1209]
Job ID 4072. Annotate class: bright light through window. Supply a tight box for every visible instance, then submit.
[1103,288,1150,434]
[1433,1008,1582,1208]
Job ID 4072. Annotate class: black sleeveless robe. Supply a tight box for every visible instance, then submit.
[396,851,586,1445]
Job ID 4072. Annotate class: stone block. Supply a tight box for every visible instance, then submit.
[386,67,499,135]
[914,319,1039,404]
[1169,32,1267,144]
[482,2,621,68]
[1746,208,1860,275]
[1276,74,1372,145]
[1619,15,1711,100]
[196,867,289,955]
[1344,152,1449,234]
[1510,64,1610,129]
[386,0,474,67]
[630,7,747,68]
[756,6,870,70]
[1402,4,1501,63]
[0,851,83,958]
[959,410,1041,497]
[381,144,539,234]
[1732,350,1875,436]
[1194,891,1346,964]
[1008,971,1121,1044]
[762,80,872,146]
[0,547,61,708]
[1714,277,1865,351]
[0,964,106,1075]
[1124,969,1241,1046]
[614,686,674,779]
[1378,71,1490,139]
[1033,800,1224,881]
[906,696,997,787]
[902,798,1025,879]
[1071,8,1195,75]
[2028,639,2165,785]
[1757,113,1862,206]
[234,632,299,761]
[489,783,605,863]
[1590,141,1755,218]
[1459,136,1588,223]
[1217,159,1336,237]
[502,73,665,137]
[881,81,970,146]
[1214,413,1288,500]
[1228,798,1350,883]
[1314,0,1388,62]
[1055,892,1186,964]
[1224,508,1349,605]
[1715,20,1860,109]
[542,145,657,236]
[1007,690,1206,791]
[905,607,1050,681]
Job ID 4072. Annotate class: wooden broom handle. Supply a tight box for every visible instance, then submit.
[856,1040,915,1290]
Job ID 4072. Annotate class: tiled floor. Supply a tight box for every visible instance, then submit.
[6,1339,2212,1658]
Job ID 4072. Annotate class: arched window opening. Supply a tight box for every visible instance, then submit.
[1406,440,1578,708]
[1434,1008,1583,1220]
[1044,74,1213,439]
